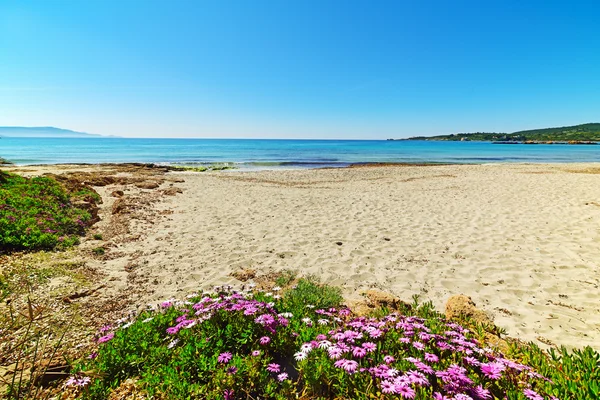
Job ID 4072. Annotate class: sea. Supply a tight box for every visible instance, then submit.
[2,137,600,169]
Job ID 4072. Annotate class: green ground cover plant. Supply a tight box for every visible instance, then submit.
[47,278,599,400]
[0,171,96,251]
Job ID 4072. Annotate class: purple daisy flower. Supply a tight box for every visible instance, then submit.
[227,366,238,375]
[362,342,377,352]
[218,352,233,363]
[328,347,343,359]
[396,385,416,399]
[266,363,280,373]
[97,332,114,344]
[352,346,367,358]
[412,341,425,350]
[166,326,179,335]
[380,380,396,394]
[259,336,271,345]
[277,372,288,382]
[480,362,505,380]
[342,360,359,374]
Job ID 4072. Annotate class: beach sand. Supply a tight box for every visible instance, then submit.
[8,163,600,349]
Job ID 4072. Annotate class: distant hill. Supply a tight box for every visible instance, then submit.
[0,126,102,138]
[404,123,600,142]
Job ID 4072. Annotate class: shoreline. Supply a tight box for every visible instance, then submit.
[3,159,600,170]
[2,162,600,350]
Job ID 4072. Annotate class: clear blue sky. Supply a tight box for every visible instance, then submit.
[1,0,599,139]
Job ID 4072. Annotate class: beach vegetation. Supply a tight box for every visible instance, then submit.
[45,279,600,400]
[91,247,105,256]
[0,172,98,251]
[273,269,297,287]
[92,233,103,240]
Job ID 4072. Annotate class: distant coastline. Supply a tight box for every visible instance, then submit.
[391,122,600,143]
[0,126,107,138]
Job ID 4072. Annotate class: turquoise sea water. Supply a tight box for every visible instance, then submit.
[1,137,600,169]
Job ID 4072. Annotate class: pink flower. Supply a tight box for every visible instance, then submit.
[463,356,480,366]
[266,363,280,373]
[380,380,396,394]
[352,347,367,358]
[424,353,439,363]
[218,352,233,363]
[64,375,91,387]
[369,328,383,338]
[328,347,343,359]
[480,362,505,380]
[412,341,425,350]
[415,361,434,375]
[362,342,377,352]
[97,332,114,343]
[227,366,238,375]
[166,326,179,335]
[472,385,492,399]
[334,359,359,374]
[259,336,271,345]
[396,385,416,399]
[277,372,288,382]
[339,308,351,316]
[384,355,395,364]
[342,360,359,374]
[252,350,260,357]
[407,370,429,386]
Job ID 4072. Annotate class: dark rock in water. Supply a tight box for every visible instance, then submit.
[336,241,343,246]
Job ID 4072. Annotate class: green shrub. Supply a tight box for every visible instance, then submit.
[92,233,103,240]
[508,342,600,399]
[92,247,105,256]
[59,282,580,400]
[280,277,343,317]
[0,172,94,251]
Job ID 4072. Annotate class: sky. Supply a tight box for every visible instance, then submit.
[0,0,599,139]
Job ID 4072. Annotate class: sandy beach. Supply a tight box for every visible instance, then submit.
[8,163,600,350]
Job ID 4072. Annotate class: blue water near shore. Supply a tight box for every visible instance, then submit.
[1,137,600,169]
